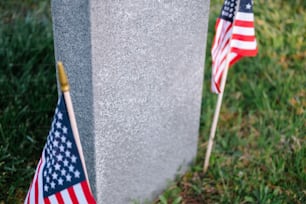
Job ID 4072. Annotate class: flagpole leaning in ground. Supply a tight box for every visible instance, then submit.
[203,0,258,173]
[203,50,232,173]
[57,61,92,192]
[203,0,241,173]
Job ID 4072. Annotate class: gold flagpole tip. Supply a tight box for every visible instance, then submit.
[57,61,70,92]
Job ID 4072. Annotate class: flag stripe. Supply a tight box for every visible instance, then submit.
[34,158,43,204]
[231,39,257,49]
[232,26,255,35]
[215,52,229,80]
[67,186,78,203]
[213,39,230,70]
[231,47,258,56]
[73,183,87,203]
[234,19,254,27]
[61,189,73,204]
[48,195,57,204]
[44,197,51,204]
[212,32,231,59]
[212,21,232,54]
[55,192,64,204]
[212,21,230,52]
[236,12,254,21]
[232,34,256,41]
[228,53,241,66]
[81,181,96,203]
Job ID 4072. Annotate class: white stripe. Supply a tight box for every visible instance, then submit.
[60,189,73,204]
[29,185,35,204]
[213,43,231,75]
[231,39,257,49]
[215,60,226,81]
[73,183,87,203]
[236,12,254,21]
[28,183,35,204]
[25,151,46,204]
[229,52,238,63]
[212,23,232,62]
[212,31,231,60]
[37,152,45,204]
[232,26,255,36]
[211,78,219,93]
[28,158,43,204]
[48,194,58,204]
[212,36,231,67]
[212,21,232,53]
[214,52,237,89]
[212,20,230,52]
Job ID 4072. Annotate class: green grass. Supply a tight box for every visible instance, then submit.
[0,0,57,202]
[1,0,305,203]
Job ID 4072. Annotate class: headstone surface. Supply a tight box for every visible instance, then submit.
[51,0,210,203]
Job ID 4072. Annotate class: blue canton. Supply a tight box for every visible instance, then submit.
[219,0,237,22]
[239,0,254,13]
[42,95,85,197]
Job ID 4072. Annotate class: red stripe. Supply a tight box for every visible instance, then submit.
[44,197,51,204]
[220,38,230,55]
[216,53,228,74]
[34,158,43,203]
[231,34,256,42]
[213,20,232,52]
[218,23,232,46]
[213,39,227,62]
[211,19,220,48]
[212,26,231,60]
[212,34,230,62]
[214,81,221,93]
[67,186,78,203]
[55,192,65,204]
[229,55,243,67]
[214,18,220,30]
[231,47,258,56]
[234,19,254,27]
[214,40,230,72]
[81,181,96,204]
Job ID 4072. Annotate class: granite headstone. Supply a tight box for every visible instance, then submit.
[51,0,210,203]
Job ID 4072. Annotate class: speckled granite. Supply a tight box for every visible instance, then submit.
[51,0,210,203]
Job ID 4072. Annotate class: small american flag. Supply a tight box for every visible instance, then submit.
[24,94,96,204]
[211,0,258,93]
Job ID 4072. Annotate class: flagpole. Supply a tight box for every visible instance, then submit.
[203,0,258,173]
[57,61,92,192]
[203,53,231,173]
[203,0,243,174]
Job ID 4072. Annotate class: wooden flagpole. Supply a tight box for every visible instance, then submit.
[203,0,242,173]
[203,54,231,173]
[57,61,92,192]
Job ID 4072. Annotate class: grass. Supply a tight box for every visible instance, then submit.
[0,0,57,202]
[0,0,305,203]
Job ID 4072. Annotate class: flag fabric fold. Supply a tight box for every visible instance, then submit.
[24,94,96,204]
[211,0,258,93]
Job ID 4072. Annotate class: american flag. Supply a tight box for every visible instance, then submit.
[211,0,258,93]
[24,94,96,204]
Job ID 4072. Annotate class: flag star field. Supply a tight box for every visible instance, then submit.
[43,96,85,197]
[24,94,96,203]
[220,0,237,22]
